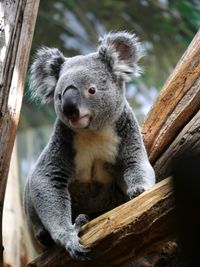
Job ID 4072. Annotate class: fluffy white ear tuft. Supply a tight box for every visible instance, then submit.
[98,31,144,81]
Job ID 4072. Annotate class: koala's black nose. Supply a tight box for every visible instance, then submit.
[62,87,80,120]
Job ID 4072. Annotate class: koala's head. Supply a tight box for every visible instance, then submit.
[30,32,143,131]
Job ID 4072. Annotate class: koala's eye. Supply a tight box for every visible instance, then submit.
[88,86,96,95]
[58,94,62,100]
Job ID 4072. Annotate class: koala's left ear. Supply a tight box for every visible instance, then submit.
[98,31,144,81]
[29,47,65,104]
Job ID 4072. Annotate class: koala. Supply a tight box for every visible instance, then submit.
[24,31,155,261]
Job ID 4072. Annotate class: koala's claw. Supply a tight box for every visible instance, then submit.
[75,214,89,231]
[66,228,90,261]
[67,241,90,261]
[127,185,146,199]
[74,249,90,261]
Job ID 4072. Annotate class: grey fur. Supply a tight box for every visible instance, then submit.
[24,31,155,261]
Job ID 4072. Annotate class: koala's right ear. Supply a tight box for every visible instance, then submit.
[98,32,143,81]
[29,47,65,104]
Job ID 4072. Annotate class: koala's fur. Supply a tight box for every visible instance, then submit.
[24,32,155,261]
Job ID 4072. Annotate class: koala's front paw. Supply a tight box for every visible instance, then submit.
[126,174,155,199]
[66,232,90,261]
[126,162,156,199]
[66,214,90,261]
[127,185,146,199]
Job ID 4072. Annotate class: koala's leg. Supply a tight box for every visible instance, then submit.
[29,175,89,261]
[116,103,155,199]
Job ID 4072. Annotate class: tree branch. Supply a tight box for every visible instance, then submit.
[142,30,200,164]
[155,108,200,181]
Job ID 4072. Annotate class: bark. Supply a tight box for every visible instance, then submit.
[0,0,39,266]
[27,30,200,267]
[142,29,200,164]
[28,178,175,267]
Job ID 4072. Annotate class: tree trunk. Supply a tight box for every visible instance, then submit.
[27,30,200,266]
[0,1,39,266]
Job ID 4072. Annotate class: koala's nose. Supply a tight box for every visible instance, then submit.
[62,87,80,120]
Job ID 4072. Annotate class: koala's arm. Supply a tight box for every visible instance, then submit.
[116,101,155,198]
[26,121,88,260]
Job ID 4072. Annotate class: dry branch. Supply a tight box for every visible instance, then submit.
[142,30,200,164]
[0,0,39,266]
[28,178,175,267]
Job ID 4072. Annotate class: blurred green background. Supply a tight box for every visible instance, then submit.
[17,0,200,183]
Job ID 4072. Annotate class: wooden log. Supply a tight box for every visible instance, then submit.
[154,108,200,181]
[0,1,40,266]
[28,178,175,267]
[142,30,200,164]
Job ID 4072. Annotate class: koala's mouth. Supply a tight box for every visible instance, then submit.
[69,114,91,129]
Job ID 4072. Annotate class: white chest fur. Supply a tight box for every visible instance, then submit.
[73,126,120,183]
